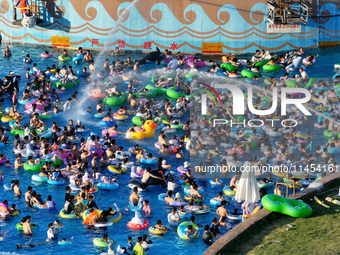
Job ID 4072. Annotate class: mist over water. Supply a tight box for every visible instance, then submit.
[75,0,141,114]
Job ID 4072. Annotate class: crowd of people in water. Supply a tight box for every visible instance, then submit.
[0,43,339,254]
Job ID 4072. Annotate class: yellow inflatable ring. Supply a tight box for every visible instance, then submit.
[107,165,127,174]
[59,209,77,219]
[149,226,168,234]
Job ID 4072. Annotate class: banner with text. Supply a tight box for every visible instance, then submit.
[202,42,223,53]
[51,36,70,47]
[267,23,301,33]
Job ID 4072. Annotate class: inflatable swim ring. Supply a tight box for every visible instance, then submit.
[177,222,199,240]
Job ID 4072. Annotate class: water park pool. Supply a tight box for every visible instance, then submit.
[0,42,339,255]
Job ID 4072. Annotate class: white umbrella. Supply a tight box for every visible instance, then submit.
[235,161,260,204]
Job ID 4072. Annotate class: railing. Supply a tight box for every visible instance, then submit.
[12,0,42,24]
[275,182,296,198]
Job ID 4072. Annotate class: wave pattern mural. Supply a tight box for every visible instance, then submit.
[0,0,339,52]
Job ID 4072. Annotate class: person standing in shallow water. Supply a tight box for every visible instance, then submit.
[3,46,11,57]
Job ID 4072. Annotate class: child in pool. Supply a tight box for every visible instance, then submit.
[24,54,32,63]
[175,148,183,159]
[101,176,110,184]
[53,220,63,227]
[219,216,232,229]
[142,200,151,217]
[127,236,135,251]
[198,202,209,210]
[9,204,20,215]
[186,225,199,239]
[58,237,73,245]
[210,218,221,236]
[178,205,190,216]
[61,49,71,60]
[154,220,168,231]
[213,176,223,185]
[111,47,120,55]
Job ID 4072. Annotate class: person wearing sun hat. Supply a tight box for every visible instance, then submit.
[184,161,190,169]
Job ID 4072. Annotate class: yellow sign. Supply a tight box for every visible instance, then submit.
[202,42,223,53]
[51,36,70,47]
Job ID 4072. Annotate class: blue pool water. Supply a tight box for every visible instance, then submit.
[0,43,339,255]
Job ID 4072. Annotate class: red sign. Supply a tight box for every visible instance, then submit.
[170,42,178,50]
[118,39,126,48]
[91,39,98,46]
[144,41,152,50]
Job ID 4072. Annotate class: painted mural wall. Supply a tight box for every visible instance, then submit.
[0,0,339,52]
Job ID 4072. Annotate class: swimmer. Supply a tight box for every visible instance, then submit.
[60,49,71,61]
[129,187,140,206]
[154,220,168,232]
[202,225,213,245]
[46,222,61,241]
[216,200,229,222]
[212,176,223,185]
[0,200,10,218]
[142,200,151,216]
[58,237,73,245]
[3,46,11,57]
[22,216,39,235]
[274,184,282,196]
[24,54,32,63]
[186,225,199,240]
[16,242,47,249]
[167,207,181,226]
[230,172,240,189]
[132,237,145,254]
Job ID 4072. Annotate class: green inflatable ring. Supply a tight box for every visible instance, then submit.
[253,59,270,67]
[145,84,167,95]
[241,70,261,79]
[42,158,63,167]
[104,96,127,106]
[55,79,80,89]
[261,194,312,218]
[220,63,239,72]
[24,162,44,172]
[11,129,25,136]
[323,130,340,138]
[242,141,257,149]
[16,223,36,231]
[263,65,282,71]
[306,77,316,88]
[285,80,305,88]
[39,114,53,120]
[167,88,186,99]
[93,238,114,247]
[132,116,143,126]
[58,56,71,61]
[170,124,184,130]
[140,89,158,98]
